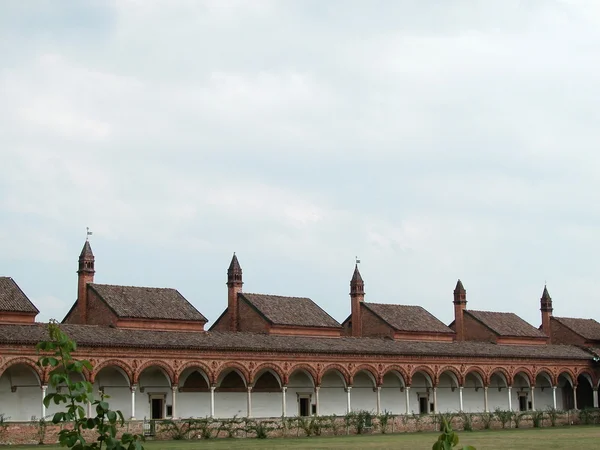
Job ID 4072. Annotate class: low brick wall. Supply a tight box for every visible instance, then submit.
[0,410,594,445]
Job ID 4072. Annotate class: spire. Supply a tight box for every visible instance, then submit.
[227,253,243,287]
[540,285,553,312]
[453,279,466,304]
[350,264,364,295]
[78,241,95,274]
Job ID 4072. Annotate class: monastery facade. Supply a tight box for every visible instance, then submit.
[1,241,600,422]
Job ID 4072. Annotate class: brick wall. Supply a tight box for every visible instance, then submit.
[86,289,118,326]
[210,311,230,331]
[550,319,587,346]
[360,306,394,338]
[237,299,270,333]
[462,313,497,343]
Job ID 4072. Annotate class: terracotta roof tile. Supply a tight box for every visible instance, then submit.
[0,277,39,314]
[240,293,341,328]
[0,323,592,360]
[363,303,454,334]
[466,310,546,338]
[553,317,600,341]
[89,284,206,322]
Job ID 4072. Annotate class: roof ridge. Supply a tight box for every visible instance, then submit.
[91,283,177,291]
[365,302,423,308]
[242,292,312,300]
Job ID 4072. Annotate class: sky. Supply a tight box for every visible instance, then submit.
[2,0,600,329]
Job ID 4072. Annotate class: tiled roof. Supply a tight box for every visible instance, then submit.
[466,310,546,338]
[0,323,592,360]
[363,303,454,334]
[240,293,341,328]
[553,317,600,341]
[0,277,39,314]
[89,284,207,322]
[79,241,94,259]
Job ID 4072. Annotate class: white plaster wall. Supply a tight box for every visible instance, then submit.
[136,369,171,420]
[252,392,282,417]
[408,373,431,414]
[436,374,460,413]
[93,368,132,419]
[0,366,41,421]
[318,372,346,416]
[380,373,406,414]
[177,392,211,418]
[287,372,314,417]
[350,372,377,413]
[214,392,246,418]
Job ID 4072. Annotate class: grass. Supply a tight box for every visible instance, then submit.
[10,426,600,449]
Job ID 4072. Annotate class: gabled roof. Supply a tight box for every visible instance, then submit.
[0,277,39,314]
[363,303,454,334]
[466,310,546,338]
[240,293,341,329]
[553,317,600,341]
[89,284,207,322]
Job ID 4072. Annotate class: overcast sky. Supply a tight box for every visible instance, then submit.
[2,0,600,329]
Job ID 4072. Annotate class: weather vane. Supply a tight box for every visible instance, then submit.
[86,227,93,241]
[355,256,361,264]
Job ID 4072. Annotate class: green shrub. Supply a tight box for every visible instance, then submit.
[458,412,473,431]
[378,410,392,434]
[546,407,561,427]
[432,417,476,450]
[36,320,145,450]
[513,412,528,428]
[479,412,494,429]
[494,408,513,429]
[531,411,544,428]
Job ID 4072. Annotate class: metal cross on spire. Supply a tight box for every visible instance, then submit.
[86,227,93,241]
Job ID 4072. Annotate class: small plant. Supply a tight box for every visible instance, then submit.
[378,410,392,434]
[432,417,476,450]
[438,413,457,431]
[494,408,513,429]
[351,410,374,434]
[36,418,48,444]
[244,419,277,439]
[412,412,425,432]
[36,320,145,450]
[344,412,354,435]
[531,411,544,428]
[458,412,473,431]
[329,415,342,435]
[579,408,595,425]
[513,411,528,428]
[310,415,330,436]
[479,412,494,430]
[546,407,561,427]
[160,419,198,440]
[0,414,9,443]
[297,416,313,437]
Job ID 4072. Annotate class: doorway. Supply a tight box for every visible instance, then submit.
[419,396,429,414]
[298,395,311,416]
[151,396,164,419]
[518,395,528,411]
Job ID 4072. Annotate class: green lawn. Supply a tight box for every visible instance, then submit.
[12,426,600,449]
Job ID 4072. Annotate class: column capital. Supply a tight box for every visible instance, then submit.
[459,385,464,390]
[345,386,353,392]
[130,384,138,393]
[41,384,48,390]
[593,387,598,392]
[315,385,321,391]
[171,384,179,391]
[247,385,253,393]
[282,386,288,392]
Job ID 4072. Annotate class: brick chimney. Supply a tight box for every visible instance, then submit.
[350,264,365,337]
[453,279,467,341]
[227,253,243,331]
[77,240,95,324]
[540,285,553,342]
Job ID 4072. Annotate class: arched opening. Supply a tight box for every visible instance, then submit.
[138,366,172,420]
[488,370,510,411]
[463,371,485,413]
[411,371,433,414]
[437,370,460,413]
[319,369,347,416]
[288,369,315,418]
[252,370,282,418]
[215,369,247,418]
[0,363,42,421]
[577,374,594,410]
[558,372,574,410]
[178,367,211,418]
[380,370,406,415]
[534,371,554,410]
[351,370,377,413]
[513,372,531,412]
[46,366,87,419]
[94,365,131,419]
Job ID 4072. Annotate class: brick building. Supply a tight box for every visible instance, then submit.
[1,240,599,422]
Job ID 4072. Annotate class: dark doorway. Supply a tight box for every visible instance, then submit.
[577,375,594,409]
[299,397,310,416]
[419,396,428,414]
[518,395,527,411]
[151,398,164,419]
